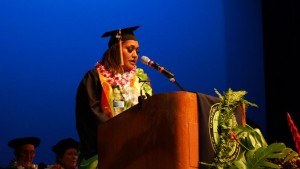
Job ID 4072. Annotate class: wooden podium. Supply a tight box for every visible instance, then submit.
[97,91,200,169]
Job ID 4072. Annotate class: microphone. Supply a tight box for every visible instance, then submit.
[140,56,174,79]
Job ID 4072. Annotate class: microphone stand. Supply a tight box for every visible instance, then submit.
[169,78,185,91]
[138,81,150,110]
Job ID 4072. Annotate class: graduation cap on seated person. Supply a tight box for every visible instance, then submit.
[8,137,40,149]
[101,25,140,65]
[52,138,79,155]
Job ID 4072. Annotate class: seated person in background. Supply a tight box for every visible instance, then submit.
[46,138,79,169]
[6,137,40,169]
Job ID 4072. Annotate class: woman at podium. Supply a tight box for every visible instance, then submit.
[75,26,152,169]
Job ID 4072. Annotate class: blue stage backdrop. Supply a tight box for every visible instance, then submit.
[0,0,265,166]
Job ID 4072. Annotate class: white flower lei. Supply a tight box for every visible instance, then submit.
[95,62,139,104]
[119,83,139,105]
[11,160,38,169]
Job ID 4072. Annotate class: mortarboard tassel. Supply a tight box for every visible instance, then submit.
[116,29,124,66]
[287,112,300,153]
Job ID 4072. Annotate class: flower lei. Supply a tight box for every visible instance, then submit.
[8,159,38,169]
[45,164,78,169]
[45,164,79,169]
[95,62,139,104]
[95,62,136,87]
[119,83,139,105]
[45,164,63,169]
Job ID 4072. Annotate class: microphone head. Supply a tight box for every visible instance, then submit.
[140,56,150,65]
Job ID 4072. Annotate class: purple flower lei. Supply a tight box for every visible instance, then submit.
[95,62,137,87]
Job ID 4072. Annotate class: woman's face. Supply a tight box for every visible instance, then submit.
[59,148,78,169]
[122,40,139,71]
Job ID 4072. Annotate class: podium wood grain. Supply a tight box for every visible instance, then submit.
[98,91,199,169]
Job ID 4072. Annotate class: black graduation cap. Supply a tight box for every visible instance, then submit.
[101,25,140,48]
[8,137,40,149]
[52,138,79,154]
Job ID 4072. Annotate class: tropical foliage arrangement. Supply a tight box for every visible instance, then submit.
[204,88,300,169]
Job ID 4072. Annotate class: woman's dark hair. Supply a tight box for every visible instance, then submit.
[101,42,124,77]
[55,150,65,164]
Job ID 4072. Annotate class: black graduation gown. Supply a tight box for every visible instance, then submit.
[75,68,110,160]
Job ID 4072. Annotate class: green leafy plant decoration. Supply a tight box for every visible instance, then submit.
[204,88,300,168]
[233,124,268,151]
[208,88,258,168]
[282,148,299,163]
[230,143,288,169]
[265,147,300,168]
